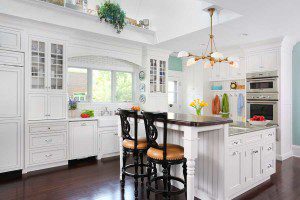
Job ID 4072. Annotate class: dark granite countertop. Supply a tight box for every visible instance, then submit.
[117,111,233,127]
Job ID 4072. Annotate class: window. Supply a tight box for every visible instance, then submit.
[67,68,87,101]
[168,81,178,104]
[92,70,111,102]
[67,67,134,103]
[116,72,133,102]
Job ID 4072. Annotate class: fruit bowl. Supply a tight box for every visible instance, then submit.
[249,120,270,126]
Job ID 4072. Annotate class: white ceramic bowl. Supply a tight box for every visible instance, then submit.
[249,120,270,126]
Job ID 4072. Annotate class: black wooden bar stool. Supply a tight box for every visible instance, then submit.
[119,109,149,199]
[142,111,187,200]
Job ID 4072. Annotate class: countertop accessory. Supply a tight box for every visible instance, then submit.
[230,81,237,89]
[139,94,146,104]
[190,99,208,116]
[249,120,270,126]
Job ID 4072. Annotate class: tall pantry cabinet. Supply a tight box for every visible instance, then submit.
[0,26,24,173]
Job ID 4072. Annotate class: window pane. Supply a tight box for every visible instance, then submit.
[92,70,111,102]
[67,68,87,101]
[116,72,133,102]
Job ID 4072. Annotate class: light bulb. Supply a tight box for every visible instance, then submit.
[177,51,189,58]
[204,60,212,68]
[211,52,224,60]
[186,57,197,66]
[229,61,239,68]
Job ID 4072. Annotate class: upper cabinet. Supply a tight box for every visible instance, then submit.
[246,48,280,73]
[149,58,167,93]
[0,26,21,52]
[30,37,66,93]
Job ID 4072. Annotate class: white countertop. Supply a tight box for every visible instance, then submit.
[67,117,99,122]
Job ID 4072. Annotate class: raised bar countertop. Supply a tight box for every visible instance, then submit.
[117,111,233,127]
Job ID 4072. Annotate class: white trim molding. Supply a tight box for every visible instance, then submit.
[292,145,300,158]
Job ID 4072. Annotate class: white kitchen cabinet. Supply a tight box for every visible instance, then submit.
[219,62,229,80]
[29,37,66,93]
[101,129,119,157]
[0,50,24,66]
[244,145,262,184]
[246,49,279,73]
[0,120,21,173]
[228,147,244,194]
[149,58,167,93]
[0,65,23,118]
[28,93,67,121]
[69,121,98,159]
[48,94,67,120]
[229,57,245,79]
[0,26,21,51]
[210,63,220,80]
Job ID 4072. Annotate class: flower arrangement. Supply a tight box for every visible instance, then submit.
[68,98,78,110]
[189,99,208,116]
[98,1,126,33]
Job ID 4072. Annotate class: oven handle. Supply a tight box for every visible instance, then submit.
[247,101,278,104]
[247,78,277,82]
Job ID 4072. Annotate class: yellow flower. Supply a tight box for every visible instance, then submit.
[189,101,196,107]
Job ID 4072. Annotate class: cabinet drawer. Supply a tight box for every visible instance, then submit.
[29,123,67,133]
[0,50,23,66]
[29,133,67,149]
[244,131,262,145]
[263,156,276,175]
[263,142,275,156]
[262,129,276,141]
[0,27,21,51]
[29,148,67,165]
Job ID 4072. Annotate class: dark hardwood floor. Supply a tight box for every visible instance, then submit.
[0,157,300,200]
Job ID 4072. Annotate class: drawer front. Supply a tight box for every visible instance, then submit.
[29,123,67,134]
[29,148,67,165]
[262,128,276,141]
[0,27,21,51]
[263,156,276,175]
[263,142,275,157]
[0,50,24,66]
[244,131,262,145]
[29,133,67,149]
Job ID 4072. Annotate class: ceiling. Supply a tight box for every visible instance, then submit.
[155,0,300,52]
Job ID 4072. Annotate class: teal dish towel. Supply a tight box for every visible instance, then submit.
[222,93,229,118]
[237,93,244,116]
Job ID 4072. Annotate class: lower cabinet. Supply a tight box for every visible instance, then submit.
[227,128,276,198]
[0,120,22,173]
[69,121,97,159]
[25,121,68,171]
[99,126,119,158]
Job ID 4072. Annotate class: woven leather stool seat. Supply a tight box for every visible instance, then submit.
[147,144,184,161]
[123,138,148,150]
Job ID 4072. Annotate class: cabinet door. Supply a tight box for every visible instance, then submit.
[0,66,22,118]
[0,120,21,173]
[69,121,97,159]
[48,94,67,120]
[227,148,243,194]
[50,43,65,92]
[0,27,21,51]
[150,58,157,93]
[28,94,47,120]
[246,54,262,72]
[244,145,262,184]
[261,50,279,71]
[30,39,47,91]
[101,131,119,155]
[229,57,245,79]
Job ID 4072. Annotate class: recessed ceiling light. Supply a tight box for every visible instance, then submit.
[240,33,248,37]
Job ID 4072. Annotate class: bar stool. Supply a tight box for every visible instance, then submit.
[142,111,187,199]
[119,109,148,199]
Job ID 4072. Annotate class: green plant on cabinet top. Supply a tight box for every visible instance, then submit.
[98,1,126,33]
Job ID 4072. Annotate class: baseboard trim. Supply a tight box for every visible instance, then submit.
[293,145,300,157]
[277,151,293,161]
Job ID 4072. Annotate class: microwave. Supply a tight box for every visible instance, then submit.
[246,71,278,93]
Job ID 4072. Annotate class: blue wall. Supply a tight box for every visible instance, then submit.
[293,42,300,145]
[168,56,183,71]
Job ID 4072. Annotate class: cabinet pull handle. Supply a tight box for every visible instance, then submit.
[45,138,52,143]
[114,133,118,136]
[45,154,53,158]
[267,147,272,151]
[267,164,272,168]
[232,151,239,156]
[232,141,239,145]
[81,123,87,126]
[252,150,259,154]
[268,133,273,137]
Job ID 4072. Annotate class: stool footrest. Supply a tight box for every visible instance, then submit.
[147,175,186,196]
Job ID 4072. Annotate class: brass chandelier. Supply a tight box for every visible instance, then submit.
[177,7,238,68]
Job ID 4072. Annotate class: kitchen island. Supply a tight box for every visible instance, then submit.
[117,113,276,200]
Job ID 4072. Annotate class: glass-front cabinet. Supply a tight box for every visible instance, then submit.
[149,58,166,93]
[30,37,65,92]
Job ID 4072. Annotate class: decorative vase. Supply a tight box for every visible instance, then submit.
[69,110,77,118]
[196,108,202,116]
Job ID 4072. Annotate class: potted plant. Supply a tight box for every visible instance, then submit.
[68,98,78,118]
[98,1,126,33]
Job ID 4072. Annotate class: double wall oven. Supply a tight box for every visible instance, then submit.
[246,71,279,124]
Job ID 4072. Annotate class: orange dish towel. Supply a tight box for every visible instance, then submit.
[212,95,221,115]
